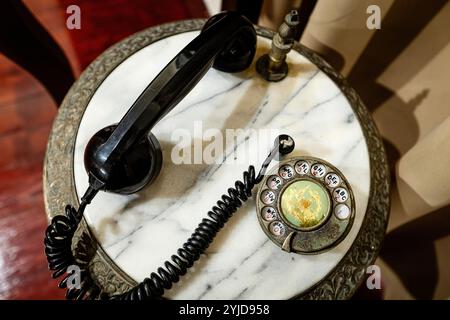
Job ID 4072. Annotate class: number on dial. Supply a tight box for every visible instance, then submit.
[269,221,285,236]
[267,175,282,190]
[261,206,277,221]
[333,187,348,203]
[295,161,309,175]
[325,173,340,188]
[311,163,326,178]
[279,165,295,180]
[261,190,276,205]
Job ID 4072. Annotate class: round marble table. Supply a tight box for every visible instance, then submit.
[44,19,390,299]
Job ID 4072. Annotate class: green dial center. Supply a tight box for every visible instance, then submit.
[280,180,330,229]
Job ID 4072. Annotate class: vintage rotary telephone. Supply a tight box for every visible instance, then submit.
[44,11,355,300]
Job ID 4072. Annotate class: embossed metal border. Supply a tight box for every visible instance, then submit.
[43,19,390,299]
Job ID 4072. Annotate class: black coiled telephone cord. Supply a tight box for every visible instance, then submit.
[44,135,294,300]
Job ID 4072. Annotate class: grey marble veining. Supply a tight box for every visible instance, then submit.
[73,31,370,299]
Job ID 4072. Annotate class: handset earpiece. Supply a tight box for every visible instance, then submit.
[202,12,256,72]
[84,12,256,194]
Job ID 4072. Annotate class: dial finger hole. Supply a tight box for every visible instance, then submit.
[334,203,350,220]
[279,165,295,180]
[261,189,276,205]
[325,173,340,188]
[267,175,283,190]
[333,187,348,203]
[261,206,277,221]
[269,221,285,236]
[311,163,326,178]
[295,161,309,175]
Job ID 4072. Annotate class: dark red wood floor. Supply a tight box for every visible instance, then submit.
[0,0,206,299]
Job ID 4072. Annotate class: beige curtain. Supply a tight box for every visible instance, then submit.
[260,0,450,299]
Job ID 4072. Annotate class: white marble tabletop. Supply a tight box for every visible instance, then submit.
[73,31,370,299]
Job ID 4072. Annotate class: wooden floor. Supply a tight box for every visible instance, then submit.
[0,0,206,299]
[0,53,58,299]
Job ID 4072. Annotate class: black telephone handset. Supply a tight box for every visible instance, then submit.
[45,12,296,300]
[84,12,257,194]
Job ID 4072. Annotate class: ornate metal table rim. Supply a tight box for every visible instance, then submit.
[43,19,390,299]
